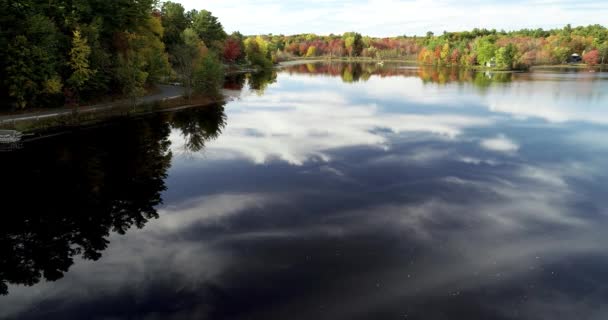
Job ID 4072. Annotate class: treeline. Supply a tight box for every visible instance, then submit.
[0,1,273,110]
[418,24,608,69]
[253,24,608,70]
[248,33,420,62]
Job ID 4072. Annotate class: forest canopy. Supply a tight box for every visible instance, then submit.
[0,0,251,110]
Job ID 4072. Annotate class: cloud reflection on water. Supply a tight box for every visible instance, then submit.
[4,64,608,320]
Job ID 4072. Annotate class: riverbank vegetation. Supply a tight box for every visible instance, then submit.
[254,24,608,70]
[0,1,272,111]
[417,25,608,70]
[249,32,420,63]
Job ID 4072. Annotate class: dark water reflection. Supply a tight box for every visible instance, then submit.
[2,64,608,320]
[0,105,225,295]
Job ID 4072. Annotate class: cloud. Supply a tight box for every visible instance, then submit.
[151,193,277,232]
[480,134,519,153]
[175,0,608,36]
[484,76,608,125]
[170,74,494,165]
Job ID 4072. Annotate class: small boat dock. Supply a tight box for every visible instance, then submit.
[0,130,23,144]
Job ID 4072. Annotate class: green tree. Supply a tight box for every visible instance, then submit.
[475,38,497,66]
[115,42,149,106]
[161,1,190,54]
[135,16,171,84]
[5,36,35,109]
[495,44,518,69]
[552,46,570,64]
[173,28,207,100]
[344,32,363,57]
[191,10,226,51]
[598,42,608,65]
[244,36,273,69]
[193,52,225,98]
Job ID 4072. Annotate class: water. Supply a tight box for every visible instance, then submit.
[2,63,608,320]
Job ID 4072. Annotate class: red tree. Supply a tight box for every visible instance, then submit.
[299,42,310,57]
[450,48,461,64]
[223,38,242,63]
[583,49,599,66]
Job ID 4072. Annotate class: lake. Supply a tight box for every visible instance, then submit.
[2,62,608,320]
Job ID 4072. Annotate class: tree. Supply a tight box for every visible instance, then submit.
[450,48,461,64]
[306,46,317,57]
[583,49,600,66]
[4,36,35,109]
[135,16,171,84]
[191,10,226,51]
[475,38,497,66]
[244,36,273,69]
[173,28,208,101]
[115,32,149,107]
[440,43,450,64]
[223,37,243,63]
[161,1,189,54]
[194,52,225,98]
[116,54,148,106]
[495,44,518,69]
[598,42,608,65]
[68,30,95,102]
[344,32,363,57]
[552,46,570,64]
[3,14,63,109]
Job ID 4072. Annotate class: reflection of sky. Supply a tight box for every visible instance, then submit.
[172,70,608,165]
[5,67,608,320]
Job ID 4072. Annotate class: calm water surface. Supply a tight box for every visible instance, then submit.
[2,63,608,319]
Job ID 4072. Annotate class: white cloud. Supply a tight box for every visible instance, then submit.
[480,134,519,153]
[484,77,608,125]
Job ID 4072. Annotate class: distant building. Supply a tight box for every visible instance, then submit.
[486,58,497,68]
[568,53,582,63]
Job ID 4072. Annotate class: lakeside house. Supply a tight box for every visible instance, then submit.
[568,53,582,63]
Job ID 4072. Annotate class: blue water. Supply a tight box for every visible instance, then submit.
[2,63,608,320]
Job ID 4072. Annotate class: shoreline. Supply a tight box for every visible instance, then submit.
[0,88,238,134]
[278,58,606,71]
[3,61,605,133]
[0,66,255,132]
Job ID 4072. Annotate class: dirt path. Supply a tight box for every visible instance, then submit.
[0,85,183,124]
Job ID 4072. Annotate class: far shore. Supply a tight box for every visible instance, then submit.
[278,57,606,72]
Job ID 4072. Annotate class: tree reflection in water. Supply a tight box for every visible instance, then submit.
[284,62,514,88]
[248,69,278,95]
[171,103,227,152]
[224,71,277,94]
[0,104,227,295]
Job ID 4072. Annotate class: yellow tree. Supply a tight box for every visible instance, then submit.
[68,29,95,104]
[440,43,450,64]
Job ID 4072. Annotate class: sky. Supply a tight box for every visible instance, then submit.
[174,0,608,37]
